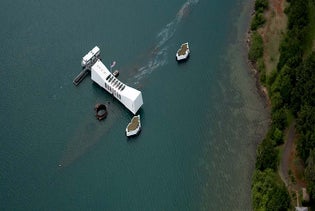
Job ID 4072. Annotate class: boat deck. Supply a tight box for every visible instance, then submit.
[127,116,140,131]
[177,43,189,56]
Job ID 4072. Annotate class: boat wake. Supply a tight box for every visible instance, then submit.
[133,0,199,84]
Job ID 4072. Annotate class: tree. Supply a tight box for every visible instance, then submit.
[297,105,315,134]
[295,53,315,107]
[254,0,269,12]
[297,130,315,162]
[305,149,315,181]
[273,128,284,145]
[251,13,266,31]
[286,0,309,30]
[271,92,283,112]
[277,65,294,105]
[256,138,278,171]
[252,169,291,211]
[271,108,287,130]
[296,104,315,162]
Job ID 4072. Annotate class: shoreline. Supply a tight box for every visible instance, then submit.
[247,0,311,209]
[245,30,271,108]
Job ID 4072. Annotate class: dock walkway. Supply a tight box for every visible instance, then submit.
[73,68,90,86]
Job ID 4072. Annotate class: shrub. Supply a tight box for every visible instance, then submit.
[271,92,284,111]
[256,138,278,171]
[260,69,267,84]
[267,69,278,87]
[249,32,264,61]
[257,57,265,72]
[271,108,287,130]
[257,58,266,84]
[251,13,266,31]
[273,127,284,145]
[255,0,269,12]
[252,169,291,211]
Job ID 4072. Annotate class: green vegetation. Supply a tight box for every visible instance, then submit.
[256,138,278,171]
[250,0,315,209]
[278,0,309,70]
[251,0,269,30]
[304,0,315,55]
[280,7,315,181]
[252,169,290,211]
[249,32,264,61]
[251,13,266,31]
[249,0,268,86]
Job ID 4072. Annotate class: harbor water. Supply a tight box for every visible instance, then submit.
[0,0,269,210]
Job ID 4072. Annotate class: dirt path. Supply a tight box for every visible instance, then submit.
[279,122,295,187]
[279,121,307,192]
[272,0,285,16]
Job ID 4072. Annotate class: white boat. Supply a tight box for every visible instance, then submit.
[126,115,141,137]
[176,42,190,61]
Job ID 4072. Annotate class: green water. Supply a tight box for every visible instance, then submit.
[0,0,269,210]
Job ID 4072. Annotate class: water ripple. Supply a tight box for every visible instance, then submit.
[133,0,199,84]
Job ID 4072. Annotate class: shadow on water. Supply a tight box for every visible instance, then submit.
[125,134,142,143]
[59,92,146,168]
[59,112,111,168]
[176,55,191,65]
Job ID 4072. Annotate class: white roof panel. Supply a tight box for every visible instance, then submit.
[82,46,100,62]
[91,46,100,55]
[91,60,111,81]
[83,52,93,62]
[122,86,141,101]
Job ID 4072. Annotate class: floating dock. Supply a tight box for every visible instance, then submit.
[73,68,89,86]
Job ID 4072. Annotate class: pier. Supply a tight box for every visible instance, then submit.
[73,68,90,86]
[73,46,100,86]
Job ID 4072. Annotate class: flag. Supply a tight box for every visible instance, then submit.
[110,61,116,68]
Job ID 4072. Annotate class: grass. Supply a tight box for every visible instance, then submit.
[259,0,288,75]
[249,32,264,61]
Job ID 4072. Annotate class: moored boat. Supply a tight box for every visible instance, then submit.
[113,70,119,77]
[176,42,190,61]
[126,115,141,137]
